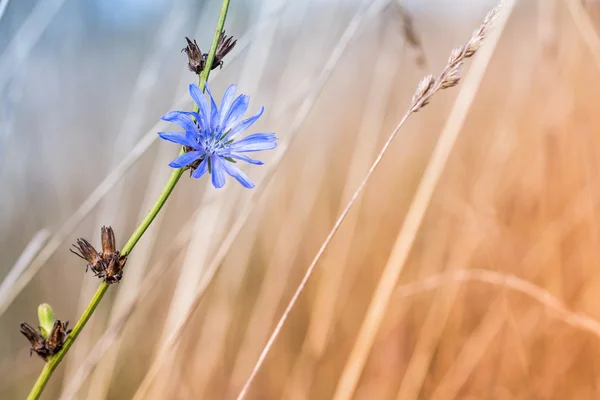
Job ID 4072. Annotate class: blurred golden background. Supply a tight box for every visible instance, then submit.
[2,0,600,398]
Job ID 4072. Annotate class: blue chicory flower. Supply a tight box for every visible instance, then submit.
[158,83,277,188]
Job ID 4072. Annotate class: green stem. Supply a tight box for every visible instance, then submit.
[26,1,231,398]
[120,165,184,257]
[198,0,230,93]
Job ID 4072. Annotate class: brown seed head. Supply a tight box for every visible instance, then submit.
[20,322,50,360]
[212,31,237,70]
[70,238,103,275]
[182,32,237,75]
[182,36,204,74]
[101,226,117,257]
[102,254,126,284]
[46,320,70,354]
[71,226,125,284]
[20,320,70,361]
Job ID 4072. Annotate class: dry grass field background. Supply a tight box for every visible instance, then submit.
[2,0,600,398]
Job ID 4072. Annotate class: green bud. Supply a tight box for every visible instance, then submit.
[37,303,55,339]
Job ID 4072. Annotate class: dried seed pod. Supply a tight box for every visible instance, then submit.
[71,226,125,283]
[103,254,126,284]
[70,238,104,276]
[212,31,236,70]
[182,37,204,74]
[46,320,70,354]
[20,322,50,360]
[20,319,70,361]
[101,226,117,257]
[182,32,237,74]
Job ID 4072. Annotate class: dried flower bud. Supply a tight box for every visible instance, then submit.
[70,238,104,276]
[20,322,50,360]
[182,37,204,74]
[71,226,125,284]
[46,320,70,354]
[213,31,236,70]
[182,32,237,74]
[102,254,127,284]
[20,317,70,361]
[101,225,117,257]
[37,303,55,339]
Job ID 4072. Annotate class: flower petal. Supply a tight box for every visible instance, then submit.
[205,84,220,131]
[189,84,211,134]
[226,107,264,141]
[168,150,204,168]
[219,157,255,188]
[222,94,249,132]
[228,152,264,165]
[219,84,237,126]
[210,156,226,188]
[158,131,199,149]
[161,111,201,135]
[167,111,208,134]
[192,157,208,179]
[229,133,278,152]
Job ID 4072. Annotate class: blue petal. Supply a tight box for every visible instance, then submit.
[210,156,226,188]
[189,84,212,134]
[226,107,264,141]
[229,133,278,152]
[222,94,249,132]
[219,157,255,188]
[229,152,264,165]
[161,111,200,135]
[158,131,199,149]
[168,151,204,168]
[169,111,208,135]
[219,84,237,127]
[205,84,220,131]
[192,157,208,179]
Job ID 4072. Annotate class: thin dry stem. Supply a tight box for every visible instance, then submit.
[334,1,514,399]
[284,20,402,398]
[396,112,514,400]
[236,2,508,399]
[393,269,600,340]
[332,3,513,399]
[0,229,50,303]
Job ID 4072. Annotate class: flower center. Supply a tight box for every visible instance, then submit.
[202,128,229,155]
